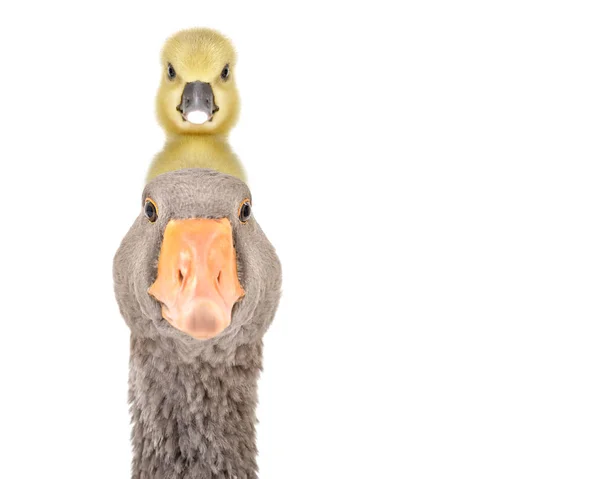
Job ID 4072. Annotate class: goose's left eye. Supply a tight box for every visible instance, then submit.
[238,199,252,223]
[221,64,230,81]
[144,199,158,223]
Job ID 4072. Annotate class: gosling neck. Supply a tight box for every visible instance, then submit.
[128,336,262,479]
[166,130,230,142]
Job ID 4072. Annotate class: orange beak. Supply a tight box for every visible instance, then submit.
[148,218,245,340]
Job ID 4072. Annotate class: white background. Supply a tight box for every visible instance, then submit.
[1,1,598,478]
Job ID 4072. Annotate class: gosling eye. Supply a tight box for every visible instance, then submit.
[238,199,252,223]
[221,64,230,81]
[144,198,158,223]
[167,63,176,81]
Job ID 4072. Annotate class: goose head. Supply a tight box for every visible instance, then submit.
[113,169,281,359]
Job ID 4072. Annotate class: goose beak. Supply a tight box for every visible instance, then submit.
[176,81,219,125]
[148,218,244,340]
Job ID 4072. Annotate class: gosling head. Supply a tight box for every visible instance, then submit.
[113,169,281,359]
[156,28,240,135]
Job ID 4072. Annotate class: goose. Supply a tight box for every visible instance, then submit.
[113,168,282,478]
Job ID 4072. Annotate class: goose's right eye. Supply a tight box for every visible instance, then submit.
[238,199,252,223]
[144,199,158,223]
[167,63,176,80]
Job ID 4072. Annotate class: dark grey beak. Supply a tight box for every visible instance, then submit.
[176,81,219,124]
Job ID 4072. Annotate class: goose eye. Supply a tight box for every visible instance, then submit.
[144,199,158,223]
[221,64,230,81]
[238,199,252,223]
[167,63,176,80]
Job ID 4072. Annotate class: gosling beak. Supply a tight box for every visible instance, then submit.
[148,218,245,340]
[176,81,219,125]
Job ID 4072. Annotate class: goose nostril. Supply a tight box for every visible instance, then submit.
[178,270,184,285]
[216,271,222,284]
